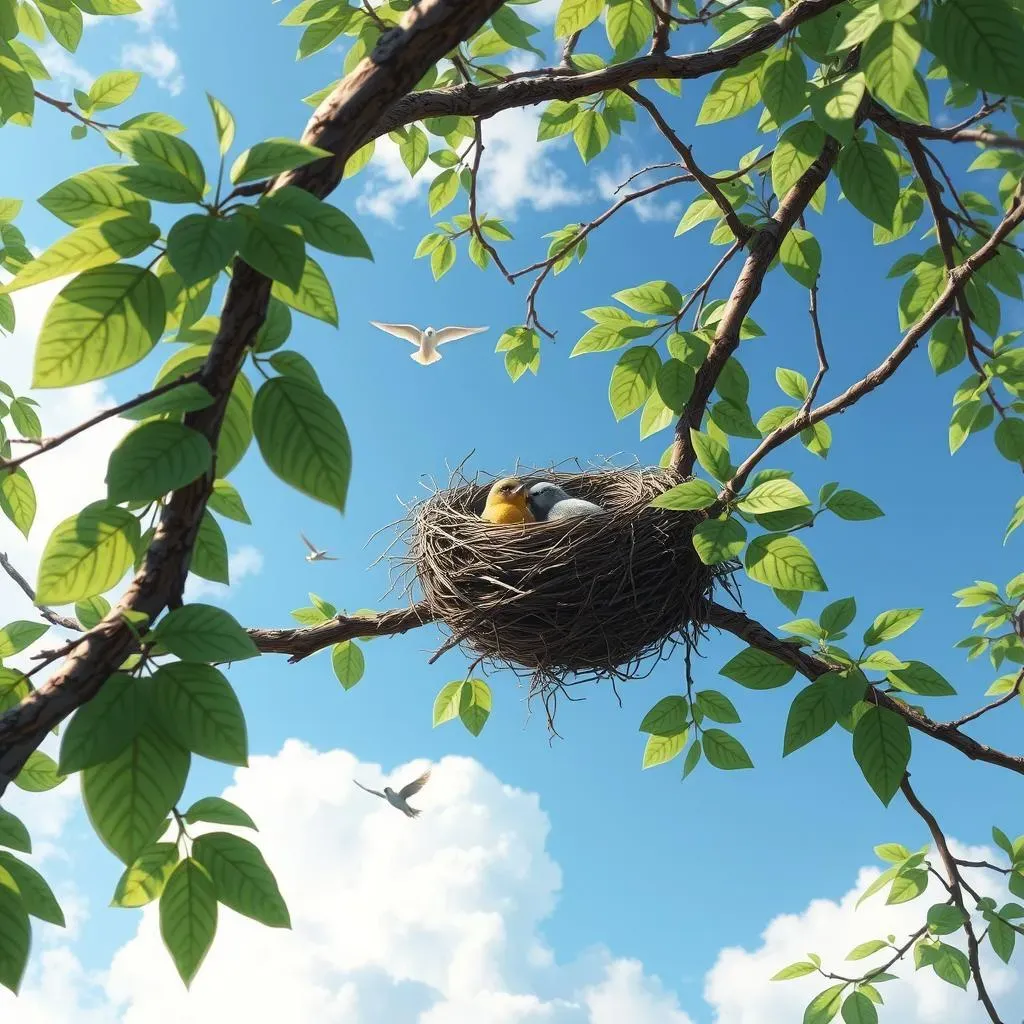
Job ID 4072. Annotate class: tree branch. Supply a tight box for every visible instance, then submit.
[0,0,508,797]
[0,552,82,631]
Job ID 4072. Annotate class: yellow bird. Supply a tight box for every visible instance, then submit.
[480,476,535,525]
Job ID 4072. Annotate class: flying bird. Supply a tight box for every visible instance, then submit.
[369,321,488,366]
[480,476,535,525]
[301,532,338,562]
[527,481,605,522]
[353,769,432,818]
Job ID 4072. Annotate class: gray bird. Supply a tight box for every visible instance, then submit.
[353,768,431,818]
[527,481,605,522]
[369,321,488,366]
[301,532,338,562]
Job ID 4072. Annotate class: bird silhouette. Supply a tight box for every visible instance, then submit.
[301,532,337,562]
[353,769,431,818]
[369,321,488,366]
[527,481,605,522]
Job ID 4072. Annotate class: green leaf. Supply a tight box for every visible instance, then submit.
[111,842,179,908]
[189,508,231,583]
[927,0,1024,99]
[88,69,140,110]
[651,478,719,511]
[0,809,30,854]
[430,237,456,281]
[0,865,30,993]
[230,138,331,185]
[36,503,139,605]
[927,903,967,936]
[809,72,865,145]
[398,125,428,175]
[928,942,971,988]
[846,939,888,960]
[655,359,695,413]
[695,689,740,724]
[642,730,687,768]
[238,212,305,291]
[852,706,910,806]
[745,533,826,592]
[0,620,47,657]
[184,797,257,831]
[692,517,746,564]
[737,479,811,514]
[1,215,159,294]
[106,128,205,194]
[779,227,821,288]
[760,46,808,125]
[74,596,110,630]
[771,960,818,981]
[821,597,857,635]
[863,608,921,645]
[58,672,148,773]
[206,93,235,155]
[681,738,702,777]
[39,167,151,227]
[928,319,966,375]
[864,22,924,121]
[773,123,826,202]
[613,280,682,315]
[860,650,907,671]
[702,729,753,770]
[13,750,64,792]
[784,683,837,755]
[803,984,845,1024]
[720,647,796,689]
[555,0,602,37]
[697,54,765,125]
[690,429,732,482]
[193,831,289,928]
[82,728,190,863]
[427,168,459,215]
[270,254,338,326]
[609,346,659,420]
[433,681,462,727]
[252,376,351,512]
[258,187,372,259]
[995,418,1024,462]
[253,298,292,354]
[153,603,259,663]
[0,851,63,926]
[836,141,899,229]
[459,679,492,737]
[606,0,653,58]
[0,469,35,538]
[151,663,247,766]
[106,421,212,504]
[331,641,364,690]
[573,109,610,163]
[827,489,884,520]
[886,660,955,697]
[841,991,878,1024]
[167,214,240,287]
[639,695,688,735]
[159,858,217,988]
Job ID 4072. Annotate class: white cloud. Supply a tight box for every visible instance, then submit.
[596,159,683,224]
[120,40,184,96]
[528,0,561,23]
[183,545,265,602]
[1,743,694,1023]
[36,43,92,94]
[129,0,176,32]
[704,840,1022,1023]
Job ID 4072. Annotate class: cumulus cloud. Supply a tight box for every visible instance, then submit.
[35,43,93,94]
[129,0,177,32]
[1,743,693,1023]
[183,545,265,602]
[120,40,184,96]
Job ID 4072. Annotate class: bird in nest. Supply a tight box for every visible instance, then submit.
[369,321,488,366]
[480,476,535,524]
[527,481,605,522]
[353,769,431,818]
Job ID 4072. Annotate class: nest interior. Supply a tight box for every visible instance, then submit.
[404,465,734,686]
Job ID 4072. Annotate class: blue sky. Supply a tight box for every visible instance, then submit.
[0,1,1022,1021]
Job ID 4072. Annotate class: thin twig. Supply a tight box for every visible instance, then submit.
[33,90,117,131]
[0,553,83,631]
[468,118,513,282]
[802,272,829,414]
[0,373,204,473]
[943,669,1024,729]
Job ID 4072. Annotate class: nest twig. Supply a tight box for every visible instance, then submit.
[392,460,739,716]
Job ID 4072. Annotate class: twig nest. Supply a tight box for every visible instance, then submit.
[405,465,733,686]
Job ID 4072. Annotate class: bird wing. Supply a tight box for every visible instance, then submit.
[433,325,488,346]
[353,780,386,800]
[300,532,318,553]
[370,321,423,345]
[398,768,431,799]
[320,554,339,560]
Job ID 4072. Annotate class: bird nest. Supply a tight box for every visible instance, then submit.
[395,463,738,702]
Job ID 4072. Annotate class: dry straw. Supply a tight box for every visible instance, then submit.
[394,460,739,713]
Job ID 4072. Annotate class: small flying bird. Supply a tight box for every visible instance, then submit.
[353,769,432,818]
[481,476,535,525]
[527,481,605,522]
[369,321,488,366]
[301,532,338,562]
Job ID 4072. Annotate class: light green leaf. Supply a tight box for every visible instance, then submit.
[0,809,30,854]
[863,608,921,645]
[827,489,884,520]
[642,730,687,769]
[809,72,866,144]
[153,603,259,663]
[230,138,331,184]
[106,421,212,504]
[697,55,765,125]
[189,511,229,585]
[555,0,602,37]
[331,641,364,690]
[433,680,462,727]
[184,797,257,831]
[0,469,35,538]
[459,679,492,737]
[760,46,808,125]
[167,214,241,287]
[0,852,64,926]
[258,187,372,259]
[841,991,878,1024]
[106,128,205,193]
[88,70,140,110]
[771,960,818,980]
[779,227,821,288]
[803,984,845,1024]
[736,479,811,514]
[772,120,825,201]
[836,141,899,229]
[111,842,179,908]
[0,865,30,993]
[655,359,695,414]
[271,254,338,326]
[609,346,659,420]
[13,750,64,793]
[252,376,351,512]
[39,166,151,227]
[206,93,235,155]
[650,478,718,510]
[207,480,250,524]
[864,21,924,120]
[159,858,217,988]
[692,516,746,565]
[927,0,1024,99]
[745,533,827,592]
[0,620,47,657]
[613,280,682,315]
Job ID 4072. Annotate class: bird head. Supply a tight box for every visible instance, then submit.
[527,481,569,519]
[485,476,529,511]
[423,326,436,338]
[383,786,395,797]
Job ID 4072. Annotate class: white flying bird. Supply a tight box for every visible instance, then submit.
[369,321,488,366]
[353,769,431,818]
[300,532,337,562]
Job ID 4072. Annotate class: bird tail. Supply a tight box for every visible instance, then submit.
[403,805,421,818]
[411,349,441,366]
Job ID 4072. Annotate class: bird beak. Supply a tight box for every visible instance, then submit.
[512,483,527,497]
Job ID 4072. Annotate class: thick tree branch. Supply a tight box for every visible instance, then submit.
[901,775,1004,1023]
[0,0,507,797]
[703,602,1024,777]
